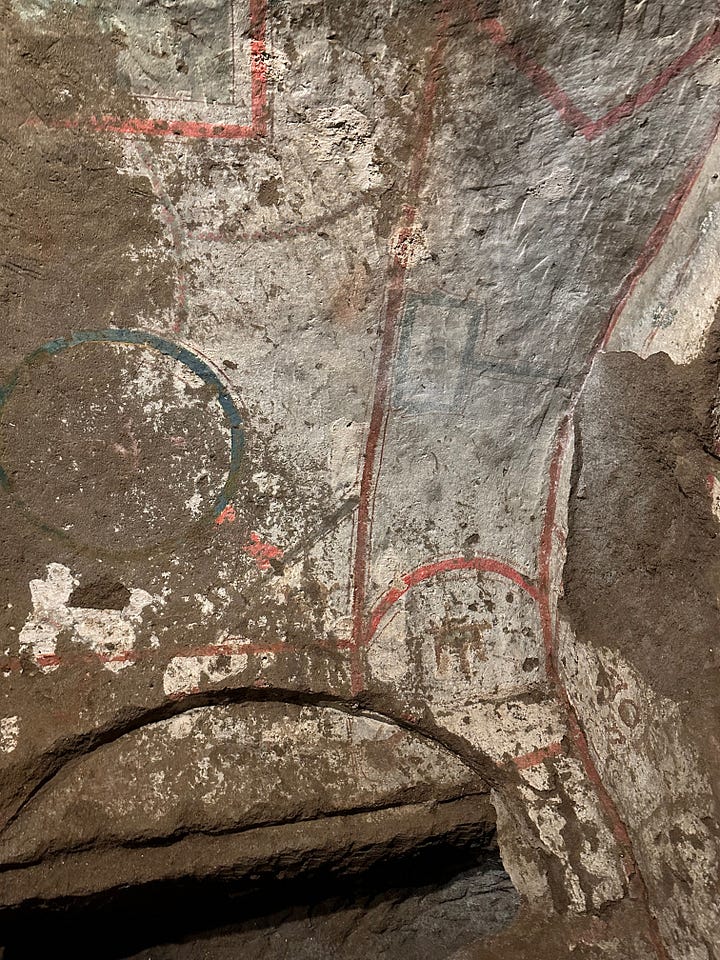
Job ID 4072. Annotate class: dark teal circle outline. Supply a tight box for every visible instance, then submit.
[0,329,245,519]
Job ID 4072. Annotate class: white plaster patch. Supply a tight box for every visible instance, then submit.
[367,606,413,686]
[18,564,158,672]
[0,716,19,753]
[437,697,566,764]
[369,569,545,706]
[162,653,250,696]
[708,474,720,523]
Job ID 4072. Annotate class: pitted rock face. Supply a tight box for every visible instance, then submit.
[0,703,488,875]
[1,0,720,957]
[1,339,235,550]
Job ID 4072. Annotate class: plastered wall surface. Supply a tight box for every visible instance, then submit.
[0,1,719,957]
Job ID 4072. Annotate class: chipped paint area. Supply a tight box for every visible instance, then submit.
[163,652,252,696]
[18,564,157,673]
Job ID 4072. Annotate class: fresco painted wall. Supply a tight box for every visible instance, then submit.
[1,2,720,957]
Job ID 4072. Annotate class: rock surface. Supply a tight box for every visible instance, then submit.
[0,0,719,956]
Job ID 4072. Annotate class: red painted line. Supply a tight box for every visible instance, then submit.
[537,429,669,958]
[601,110,720,348]
[349,7,451,691]
[50,116,258,140]
[583,25,720,141]
[249,0,269,137]
[178,640,287,658]
[533,115,719,953]
[34,653,61,669]
[513,740,563,770]
[2,638,290,674]
[537,419,571,601]
[46,0,268,141]
[363,555,540,648]
[474,10,720,142]
[479,18,592,133]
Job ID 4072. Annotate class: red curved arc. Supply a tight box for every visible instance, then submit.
[362,555,540,648]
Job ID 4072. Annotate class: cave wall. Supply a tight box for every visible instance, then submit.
[0,1,719,957]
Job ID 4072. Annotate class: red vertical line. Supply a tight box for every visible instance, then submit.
[537,424,670,959]
[230,0,237,105]
[601,111,720,348]
[249,0,269,135]
[349,8,451,691]
[533,109,720,960]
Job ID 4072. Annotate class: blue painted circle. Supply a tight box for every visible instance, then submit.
[0,329,245,519]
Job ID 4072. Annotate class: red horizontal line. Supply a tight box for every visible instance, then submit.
[50,115,260,140]
[40,0,269,142]
[513,740,563,770]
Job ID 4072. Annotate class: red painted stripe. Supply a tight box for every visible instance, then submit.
[584,25,720,140]
[474,7,720,143]
[249,0,269,135]
[537,427,669,957]
[53,115,258,140]
[349,8,451,691]
[601,111,720,347]
[513,740,563,770]
[480,18,592,133]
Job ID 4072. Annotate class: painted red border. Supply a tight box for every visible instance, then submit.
[51,0,268,141]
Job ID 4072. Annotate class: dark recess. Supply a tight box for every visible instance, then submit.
[0,828,518,959]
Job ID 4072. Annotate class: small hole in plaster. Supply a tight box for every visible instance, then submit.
[68,580,131,611]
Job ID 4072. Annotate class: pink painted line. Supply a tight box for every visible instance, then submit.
[537,431,669,958]
[480,18,592,133]
[249,0,269,137]
[4,639,290,674]
[583,25,720,141]
[537,419,571,605]
[46,0,268,141]
[475,11,720,142]
[601,109,720,347]
[513,740,563,770]
[349,9,451,693]
[34,653,62,669]
[50,116,259,140]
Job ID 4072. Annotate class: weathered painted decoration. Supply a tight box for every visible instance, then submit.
[1,2,719,957]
